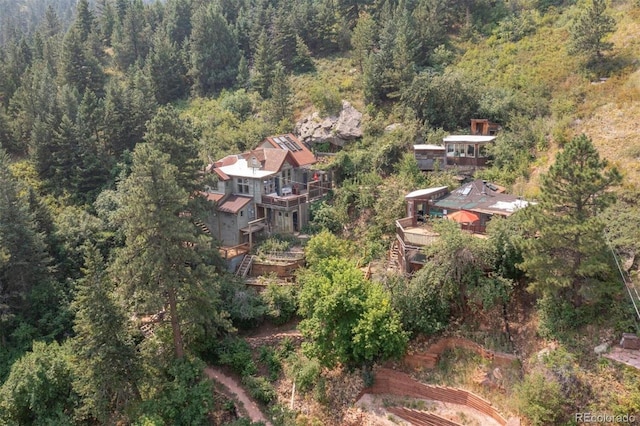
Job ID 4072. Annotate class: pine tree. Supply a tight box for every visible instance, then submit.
[71,244,141,423]
[569,0,616,64]
[272,11,297,71]
[519,134,622,308]
[146,29,188,104]
[189,4,240,96]
[292,35,314,73]
[164,0,193,45]
[251,30,275,98]
[112,143,224,359]
[351,12,377,72]
[74,0,95,42]
[267,62,292,126]
[60,27,106,96]
[112,0,151,71]
[236,55,250,89]
[0,149,51,344]
[143,106,200,192]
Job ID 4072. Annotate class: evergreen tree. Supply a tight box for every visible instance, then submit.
[519,134,622,308]
[189,4,240,96]
[569,0,616,64]
[145,29,188,104]
[97,0,116,46]
[112,143,224,359]
[251,30,275,98]
[0,149,51,345]
[143,106,200,192]
[60,27,106,96]
[267,62,292,126]
[236,54,250,89]
[292,35,314,73]
[74,0,95,42]
[272,11,297,71]
[112,0,151,70]
[71,244,141,423]
[164,0,193,45]
[351,12,377,72]
[43,5,62,38]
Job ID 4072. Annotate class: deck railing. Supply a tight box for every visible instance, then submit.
[395,217,438,247]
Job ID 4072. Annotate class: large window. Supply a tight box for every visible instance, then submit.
[281,168,292,186]
[467,144,475,157]
[237,178,250,194]
[263,178,275,194]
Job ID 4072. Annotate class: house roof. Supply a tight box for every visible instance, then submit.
[405,187,449,200]
[433,179,530,217]
[216,156,278,179]
[260,134,316,167]
[443,135,496,143]
[201,192,225,203]
[217,195,253,214]
[413,144,446,151]
[242,148,290,173]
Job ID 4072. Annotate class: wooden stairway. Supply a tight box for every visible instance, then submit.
[388,239,401,272]
[236,254,254,278]
[193,219,211,235]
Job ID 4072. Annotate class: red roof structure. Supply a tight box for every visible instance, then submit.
[217,195,253,214]
[259,134,316,167]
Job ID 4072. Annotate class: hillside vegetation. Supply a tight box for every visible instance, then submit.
[1,0,640,424]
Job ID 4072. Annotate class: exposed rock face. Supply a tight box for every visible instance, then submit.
[295,100,362,147]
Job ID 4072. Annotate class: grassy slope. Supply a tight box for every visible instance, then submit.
[580,3,640,187]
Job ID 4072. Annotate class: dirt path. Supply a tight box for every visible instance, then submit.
[204,366,272,426]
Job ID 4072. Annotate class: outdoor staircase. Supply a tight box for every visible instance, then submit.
[193,219,211,234]
[236,254,254,278]
[388,240,401,272]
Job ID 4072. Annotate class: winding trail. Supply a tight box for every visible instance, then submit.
[204,366,272,426]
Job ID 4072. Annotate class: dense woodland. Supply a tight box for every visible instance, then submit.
[1,0,640,424]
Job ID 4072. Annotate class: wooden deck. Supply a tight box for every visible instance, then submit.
[219,243,250,259]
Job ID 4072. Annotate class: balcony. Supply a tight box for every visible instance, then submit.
[395,217,439,248]
[259,181,330,209]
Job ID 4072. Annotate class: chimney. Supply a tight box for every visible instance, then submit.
[482,180,487,195]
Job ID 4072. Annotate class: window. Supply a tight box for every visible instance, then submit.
[281,168,292,186]
[237,178,250,194]
[467,144,475,157]
[263,178,275,195]
[240,210,244,216]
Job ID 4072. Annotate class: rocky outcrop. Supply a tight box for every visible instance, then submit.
[295,100,362,147]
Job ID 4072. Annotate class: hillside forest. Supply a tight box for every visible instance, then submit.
[1,0,640,424]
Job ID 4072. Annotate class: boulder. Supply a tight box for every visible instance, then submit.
[594,342,609,355]
[295,100,362,147]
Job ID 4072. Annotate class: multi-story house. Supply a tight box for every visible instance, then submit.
[204,134,329,248]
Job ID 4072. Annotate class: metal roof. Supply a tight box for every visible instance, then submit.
[443,135,496,143]
[413,144,445,150]
[433,180,530,217]
[405,187,449,200]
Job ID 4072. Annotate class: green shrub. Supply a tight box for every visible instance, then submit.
[515,372,564,426]
[285,354,321,392]
[262,283,298,326]
[258,346,282,382]
[242,375,277,404]
[217,337,257,377]
[257,237,292,256]
[310,83,342,116]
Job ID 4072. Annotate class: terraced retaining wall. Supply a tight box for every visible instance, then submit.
[360,368,512,426]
